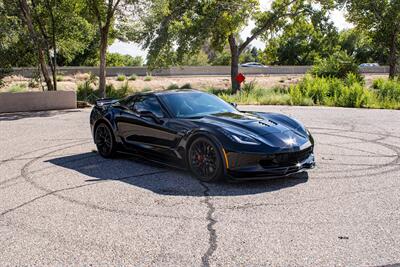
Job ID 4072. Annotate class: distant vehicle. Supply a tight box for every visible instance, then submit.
[359,63,380,67]
[90,90,315,182]
[240,62,268,68]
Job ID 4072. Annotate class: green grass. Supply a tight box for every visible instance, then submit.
[128,74,138,81]
[77,81,133,103]
[56,75,64,82]
[210,75,400,110]
[76,73,400,110]
[116,74,126,81]
[144,75,152,81]
[8,84,27,93]
[166,83,179,90]
[180,83,192,89]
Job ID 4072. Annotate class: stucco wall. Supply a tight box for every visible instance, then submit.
[11,65,389,78]
[0,91,76,113]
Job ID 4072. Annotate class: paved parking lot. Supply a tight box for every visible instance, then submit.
[1,106,400,266]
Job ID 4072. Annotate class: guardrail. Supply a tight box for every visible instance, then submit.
[10,65,390,78]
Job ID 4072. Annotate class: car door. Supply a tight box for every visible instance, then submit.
[116,94,181,158]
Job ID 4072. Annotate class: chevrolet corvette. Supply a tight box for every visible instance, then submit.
[90,89,315,182]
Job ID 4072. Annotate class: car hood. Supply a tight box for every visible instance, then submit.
[196,111,311,150]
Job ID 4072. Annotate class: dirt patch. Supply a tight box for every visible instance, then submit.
[0,74,389,93]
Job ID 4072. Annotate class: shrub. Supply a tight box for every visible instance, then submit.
[311,51,361,80]
[117,74,126,81]
[75,72,91,81]
[28,79,39,88]
[129,74,138,81]
[89,72,98,83]
[166,83,180,90]
[8,84,27,93]
[217,87,291,106]
[56,75,64,82]
[373,78,400,103]
[206,87,232,95]
[180,83,192,89]
[106,83,132,99]
[336,83,372,108]
[144,75,152,81]
[77,81,133,103]
[77,80,96,102]
[0,67,12,88]
[289,75,373,108]
[204,76,399,110]
[242,80,257,94]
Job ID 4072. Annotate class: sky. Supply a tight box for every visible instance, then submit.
[109,3,353,58]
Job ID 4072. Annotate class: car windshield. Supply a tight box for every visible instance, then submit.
[160,92,238,118]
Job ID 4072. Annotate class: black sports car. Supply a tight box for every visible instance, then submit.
[90,89,315,182]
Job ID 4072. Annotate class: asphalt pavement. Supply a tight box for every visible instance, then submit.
[0,106,399,266]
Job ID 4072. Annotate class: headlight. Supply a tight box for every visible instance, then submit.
[219,128,261,145]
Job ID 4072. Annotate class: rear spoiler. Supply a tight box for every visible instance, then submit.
[95,98,118,107]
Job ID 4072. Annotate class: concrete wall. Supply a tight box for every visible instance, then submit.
[11,65,389,78]
[0,91,76,113]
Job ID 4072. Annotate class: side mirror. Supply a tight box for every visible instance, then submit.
[139,110,162,124]
[230,102,238,108]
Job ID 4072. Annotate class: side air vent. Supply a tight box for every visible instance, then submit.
[268,120,278,125]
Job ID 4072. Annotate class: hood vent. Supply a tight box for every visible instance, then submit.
[268,119,278,125]
[258,121,270,127]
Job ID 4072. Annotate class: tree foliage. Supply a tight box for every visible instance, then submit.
[337,0,400,78]
[260,9,339,65]
[131,0,316,92]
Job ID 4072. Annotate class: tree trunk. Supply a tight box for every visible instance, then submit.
[229,34,240,93]
[388,31,398,79]
[98,27,109,98]
[38,49,54,91]
[19,0,54,91]
[49,0,57,91]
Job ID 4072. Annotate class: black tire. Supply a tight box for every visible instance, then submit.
[188,137,224,182]
[94,123,117,158]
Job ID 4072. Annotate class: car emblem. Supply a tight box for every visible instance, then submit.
[284,137,296,146]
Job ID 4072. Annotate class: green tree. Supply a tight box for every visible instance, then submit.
[106,53,143,66]
[0,1,37,68]
[260,9,339,65]
[338,0,400,79]
[16,0,55,90]
[132,0,314,93]
[2,0,97,90]
[86,0,138,97]
[338,28,386,65]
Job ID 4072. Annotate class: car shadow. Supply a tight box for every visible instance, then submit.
[0,109,82,121]
[47,151,309,197]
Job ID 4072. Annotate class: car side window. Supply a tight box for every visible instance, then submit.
[132,96,165,118]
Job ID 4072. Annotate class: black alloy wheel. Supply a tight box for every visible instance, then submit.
[94,123,116,158]
[188,137,223,182]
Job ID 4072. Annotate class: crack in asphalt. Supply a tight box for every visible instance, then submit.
[199,181,217,267]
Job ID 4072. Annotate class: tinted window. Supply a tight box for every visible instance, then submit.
[160,92,238,118]
[132,95,165,118]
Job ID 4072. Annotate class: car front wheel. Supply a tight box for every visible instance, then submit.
[188,137,224,182]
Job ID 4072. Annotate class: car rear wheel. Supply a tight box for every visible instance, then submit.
[94,123,116,158]
[188,137,224,182]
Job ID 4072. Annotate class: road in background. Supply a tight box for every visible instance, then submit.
[1,106,399,266]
